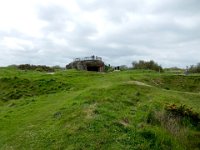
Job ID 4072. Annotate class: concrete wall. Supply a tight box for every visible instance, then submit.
[66,60,105,72]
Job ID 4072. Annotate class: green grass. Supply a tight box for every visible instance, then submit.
[0,68,199,149]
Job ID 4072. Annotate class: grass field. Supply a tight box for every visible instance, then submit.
[0,67,199,150]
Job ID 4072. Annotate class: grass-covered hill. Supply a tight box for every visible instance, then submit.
[0,67,199,150]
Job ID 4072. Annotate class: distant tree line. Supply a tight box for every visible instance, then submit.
[188,63,200,73]
[17,64,55,72]
[132,60,163,72]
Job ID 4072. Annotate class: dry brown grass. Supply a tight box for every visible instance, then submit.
[83,103,97,119]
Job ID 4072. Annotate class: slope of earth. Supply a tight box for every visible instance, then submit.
[0,67,199,150]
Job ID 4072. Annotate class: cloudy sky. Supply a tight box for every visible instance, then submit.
[0,0,199,68]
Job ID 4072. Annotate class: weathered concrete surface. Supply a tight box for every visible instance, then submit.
[66,59,105,72]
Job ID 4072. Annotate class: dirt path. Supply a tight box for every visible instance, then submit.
[126,81,152,87]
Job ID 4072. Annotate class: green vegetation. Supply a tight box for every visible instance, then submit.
[138,74,200,92]
[132,60,163,72]
[0,67,199,149]
[17,64,56,72]
[189,62,200,73]
[164,67,184,74]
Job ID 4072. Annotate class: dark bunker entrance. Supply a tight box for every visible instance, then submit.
[87,66,99,72]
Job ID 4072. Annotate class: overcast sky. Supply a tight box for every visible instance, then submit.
[0,0,199,68]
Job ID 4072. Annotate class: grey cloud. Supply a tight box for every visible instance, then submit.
[38,6,70,36]
[154,0,200,15]
[38,5,69,22]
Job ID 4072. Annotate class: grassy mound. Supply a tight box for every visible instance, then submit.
[136,74,200,92]
[0,77,72,101]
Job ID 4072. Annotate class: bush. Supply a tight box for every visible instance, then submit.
[165,104,200,127]
[17,64,55,72]
[132,60,163,72]
[188,63,200,73]
[104,64,114,72]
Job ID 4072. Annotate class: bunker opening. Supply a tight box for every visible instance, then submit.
[87,66,99,72]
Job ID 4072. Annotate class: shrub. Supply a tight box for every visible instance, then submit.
[17,64,55,72]
[132,60,163,72]
[188,63,200,73]
[104,64,114,72]
[165,104,200,127]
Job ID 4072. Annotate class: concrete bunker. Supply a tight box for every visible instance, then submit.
[66,56,105,72]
